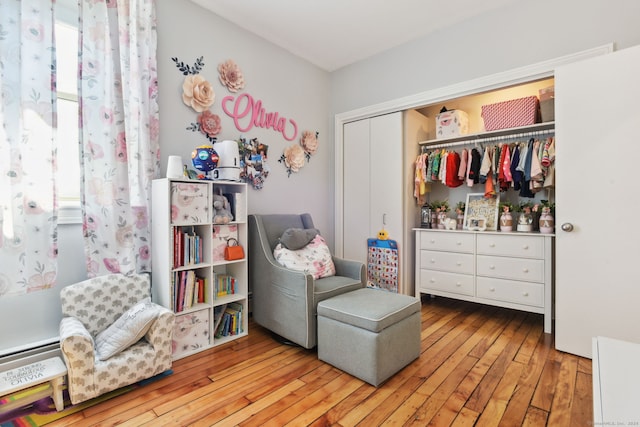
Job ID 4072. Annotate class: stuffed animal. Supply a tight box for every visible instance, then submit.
[212,193,233,224]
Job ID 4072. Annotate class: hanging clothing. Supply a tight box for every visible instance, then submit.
[458,149,468,181]
[468,148,482,185]
[445,151,464,188]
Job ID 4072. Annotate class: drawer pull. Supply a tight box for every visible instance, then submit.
[489,243,496,248]
[430,259,436,263]
[430,239,435,244]
[456,241,462,246]
[523,245,529,250]
[523,268,529,273]
[430,278,436,283]
[523,292,529,297]
[489,265,495,270]
[455,282,462,287]
[489,287,496,292]
[456,261,462,266]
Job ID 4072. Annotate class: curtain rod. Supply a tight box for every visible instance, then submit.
[420,128,555,151]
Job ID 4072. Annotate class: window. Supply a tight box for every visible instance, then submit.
[55,4,80,223]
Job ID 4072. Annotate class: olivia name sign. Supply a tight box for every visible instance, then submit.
[222,93,298,141]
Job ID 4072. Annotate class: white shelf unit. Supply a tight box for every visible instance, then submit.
[152,178,248,360]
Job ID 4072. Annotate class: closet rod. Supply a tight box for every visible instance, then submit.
[420,128,555,150]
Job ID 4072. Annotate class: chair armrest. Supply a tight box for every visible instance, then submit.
[145,306,175,370]
[59,316,95,367]
[333,257,366,283]
[59,316,96,403]
[270,263,314,296]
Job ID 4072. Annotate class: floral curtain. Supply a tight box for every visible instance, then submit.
[0,0,58,296]
[78,0,160,277]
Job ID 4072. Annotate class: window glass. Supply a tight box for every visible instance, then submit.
[54,19,79,204]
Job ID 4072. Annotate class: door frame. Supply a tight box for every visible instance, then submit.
[334,43,613,257]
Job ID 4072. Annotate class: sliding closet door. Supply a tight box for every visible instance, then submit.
[342,112,403,268]
[343,118,371,264]
[555,44,640,358]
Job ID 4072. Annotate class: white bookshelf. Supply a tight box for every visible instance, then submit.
[151,178,248,359]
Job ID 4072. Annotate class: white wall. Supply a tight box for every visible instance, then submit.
[156,0,332,240]
[330,0,640,116]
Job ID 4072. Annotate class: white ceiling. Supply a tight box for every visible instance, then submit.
[190,0,517,72]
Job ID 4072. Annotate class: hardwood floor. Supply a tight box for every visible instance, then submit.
[48,296,593,426]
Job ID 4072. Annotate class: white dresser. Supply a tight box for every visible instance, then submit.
[415,229,554,333]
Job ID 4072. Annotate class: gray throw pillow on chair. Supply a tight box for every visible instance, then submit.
[279,228,319,250]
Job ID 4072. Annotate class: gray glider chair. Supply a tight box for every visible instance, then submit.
[248,213,365,349]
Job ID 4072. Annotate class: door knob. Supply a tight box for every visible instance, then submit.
[561,223,574,232]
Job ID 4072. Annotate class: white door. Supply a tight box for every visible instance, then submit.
[343,112,403,267]
[369,113,403,246]
[343,118,371,264]
[555,44,640,358]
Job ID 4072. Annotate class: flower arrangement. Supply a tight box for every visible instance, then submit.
[455,201,465,214]
[518,200,534,214]
[430,200,449,212]
[279,130,319,177]
[540,199,555,212]
[499,201,515,213]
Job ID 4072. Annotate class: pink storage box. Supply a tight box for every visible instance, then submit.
[481,96,540,131]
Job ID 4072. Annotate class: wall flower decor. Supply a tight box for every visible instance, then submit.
[279,131,319,177]
[173,56,222,142]
[218,59,245,93]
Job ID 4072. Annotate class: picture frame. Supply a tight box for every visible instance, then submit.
[463,193,500,231]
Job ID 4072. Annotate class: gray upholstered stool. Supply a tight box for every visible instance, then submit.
[317,287,421,386]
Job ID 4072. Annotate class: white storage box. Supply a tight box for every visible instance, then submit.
[436,109,469,139]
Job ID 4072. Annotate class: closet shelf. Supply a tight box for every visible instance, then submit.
[418,122,555,148]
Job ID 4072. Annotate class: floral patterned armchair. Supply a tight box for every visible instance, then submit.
[59,273,174,405]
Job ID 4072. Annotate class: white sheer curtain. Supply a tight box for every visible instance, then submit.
[78,0,160,277]
[0,0,58,296]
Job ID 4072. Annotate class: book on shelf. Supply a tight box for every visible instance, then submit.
[215,301,243,338]
[213,273,236,299]
[213,304,227,335]
[173,226,204,268]
[173,270,204,312]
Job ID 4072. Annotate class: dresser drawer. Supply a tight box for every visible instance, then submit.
[419,270,474,296]
[420,250,474,275]
[476,277,544,308]
[477,255,544,282]
[418,231,474,253]
[476,234,543,259]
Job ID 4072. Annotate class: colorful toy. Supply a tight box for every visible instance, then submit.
[377,229,389,240]
[191,145,219,177]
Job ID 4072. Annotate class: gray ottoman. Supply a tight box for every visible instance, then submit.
[317,288,421,386]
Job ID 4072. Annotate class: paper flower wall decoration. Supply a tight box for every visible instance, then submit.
[173,56,222,142]
[279,131,319,177]
[218,59,245,93]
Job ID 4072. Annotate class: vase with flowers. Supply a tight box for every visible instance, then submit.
[430,200,450,229]
[517,201,534,232]
[539,200,555,234]
[499,202,514,232]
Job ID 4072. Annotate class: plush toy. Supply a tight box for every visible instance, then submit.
[377,229,389,240]
[212,193,233,224]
